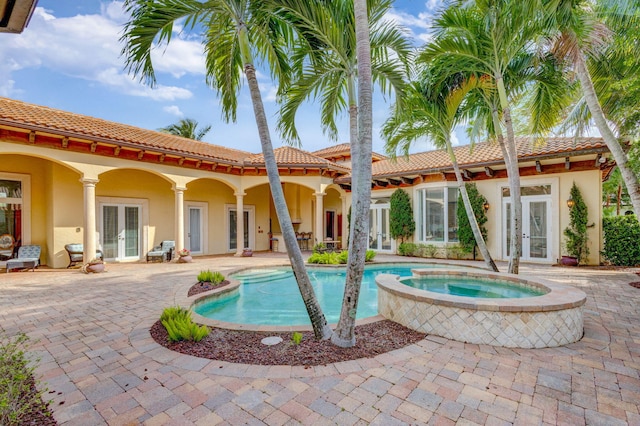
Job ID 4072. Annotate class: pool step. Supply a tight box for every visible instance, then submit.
[232,269,292,283]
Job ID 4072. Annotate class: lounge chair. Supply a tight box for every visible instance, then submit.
[6,245,41,273]
[64,244,104,268]
[146,240,175,262]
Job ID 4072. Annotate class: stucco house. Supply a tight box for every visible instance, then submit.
[0,97,612,268]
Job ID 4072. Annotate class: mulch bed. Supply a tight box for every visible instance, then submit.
[17,379,57,425]
[150,319,426,366]
[187,280,231,297]
[162,282,428,366]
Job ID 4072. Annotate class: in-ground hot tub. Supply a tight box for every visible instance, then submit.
[376,269,586,348]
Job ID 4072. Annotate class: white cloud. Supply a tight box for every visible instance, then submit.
[163,105,184,117]
[0,1,201,100]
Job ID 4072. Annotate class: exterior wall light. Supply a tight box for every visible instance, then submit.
[483,201,490,211]
[567,198,575,208]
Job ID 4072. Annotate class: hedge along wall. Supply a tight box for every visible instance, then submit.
[602,215,640,266]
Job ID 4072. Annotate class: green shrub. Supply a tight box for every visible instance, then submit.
[422,244,438,258]
[446,244,465,259]
[338,250,349,264]
[602,215,640,266]
[291,331,303,345]
[398,242,418,256]
[308,251,341,264]
[564,183,590,264]
[197,270,225,284]
[160,307,209,342]
[365,250,376,262]
[0,333,50,426]
[312,242,326,253]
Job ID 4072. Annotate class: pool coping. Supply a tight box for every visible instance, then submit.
[176,261,485,332]
[376,269,587,312]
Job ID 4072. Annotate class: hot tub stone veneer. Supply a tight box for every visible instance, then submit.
[376,270,586,349]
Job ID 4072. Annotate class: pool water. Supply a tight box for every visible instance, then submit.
[400,276,546,298]
[194,263,458,326]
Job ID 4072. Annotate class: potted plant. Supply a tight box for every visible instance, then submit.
[562,183,590,266]
[177,248,192,263]
[82,258,105,273]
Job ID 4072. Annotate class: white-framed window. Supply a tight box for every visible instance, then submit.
[416,186,459,243]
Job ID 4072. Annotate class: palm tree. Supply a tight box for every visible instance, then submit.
[121,0,332,339]
[421,1,550,274]
[272,0,409,346]
[544,0,640,215]
[383,75,500,272]
[159,118,212,140]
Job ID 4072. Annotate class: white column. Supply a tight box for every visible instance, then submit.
[174,186,186,255]
[341,194,349,248]
[235,192,246,256]
[314,192,325,245]
[80,178,99,263]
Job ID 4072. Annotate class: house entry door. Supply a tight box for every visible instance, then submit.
[186,206,203,254]
[369,204,393,253]
[227,206,254,252]
[101,204,140,261]
[503,196,551,262]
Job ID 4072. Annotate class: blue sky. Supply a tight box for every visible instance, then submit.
[0,0,455,155]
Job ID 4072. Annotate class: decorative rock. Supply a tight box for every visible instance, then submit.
[261,336,283,346]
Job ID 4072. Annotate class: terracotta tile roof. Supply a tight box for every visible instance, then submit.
[313,143,352,157]
[336,137,608,181]
[244,146,350,172]
[0,97,252,164]
[312,142,387,161]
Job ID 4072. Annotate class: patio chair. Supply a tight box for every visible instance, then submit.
[6,245,41,273]
[64,244,104,268]
[146,240,175,262]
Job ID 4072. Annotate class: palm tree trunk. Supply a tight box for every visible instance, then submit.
[447,142,499,272]
[494,77,522,274]
[244,61,332,340]
[332,0,372,348]
[575,52,640,216]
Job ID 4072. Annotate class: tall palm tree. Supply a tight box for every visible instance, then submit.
[544,0,640,215]
[121,0,332,339]
[421,1,548,274]
[383,75,500,272]
[271,0,409,346]
[159,118,212,140]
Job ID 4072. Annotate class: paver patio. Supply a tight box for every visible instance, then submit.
[1,253,639,425]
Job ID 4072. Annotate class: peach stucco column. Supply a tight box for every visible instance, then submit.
[174,185,186,254]
[314,192,325,244]
[80,178,99,263]
[235,192,246,256]
[341,194,348,248]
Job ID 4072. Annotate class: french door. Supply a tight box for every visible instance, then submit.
[186,204,206,254]
[227,206,254,252]
[503,196,551,262]
[369,204,393,253]
[101,204,141,261]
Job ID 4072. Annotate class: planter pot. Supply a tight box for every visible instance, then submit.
[242,249,253,257]
[84,262,105,273]
[561,255,578,266]
[178,255,192,263]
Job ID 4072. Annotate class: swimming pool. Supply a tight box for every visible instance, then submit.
[400,276,546,298]
[192,263,471,326]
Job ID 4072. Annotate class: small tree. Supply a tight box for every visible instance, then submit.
[456,183,488,258]
[564,182,590,264]
[390,188,415,243]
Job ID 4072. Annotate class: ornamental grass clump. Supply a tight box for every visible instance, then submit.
[160,307,209,342]
[197,270,225,284]
[0,333,51,426]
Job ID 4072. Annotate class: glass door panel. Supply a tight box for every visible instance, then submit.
[124,206,139,258]
[528,201,547,259]
[102,205,118,259]
[381,208,391,250]
[188,207,202,253]
[369,209,379,250]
